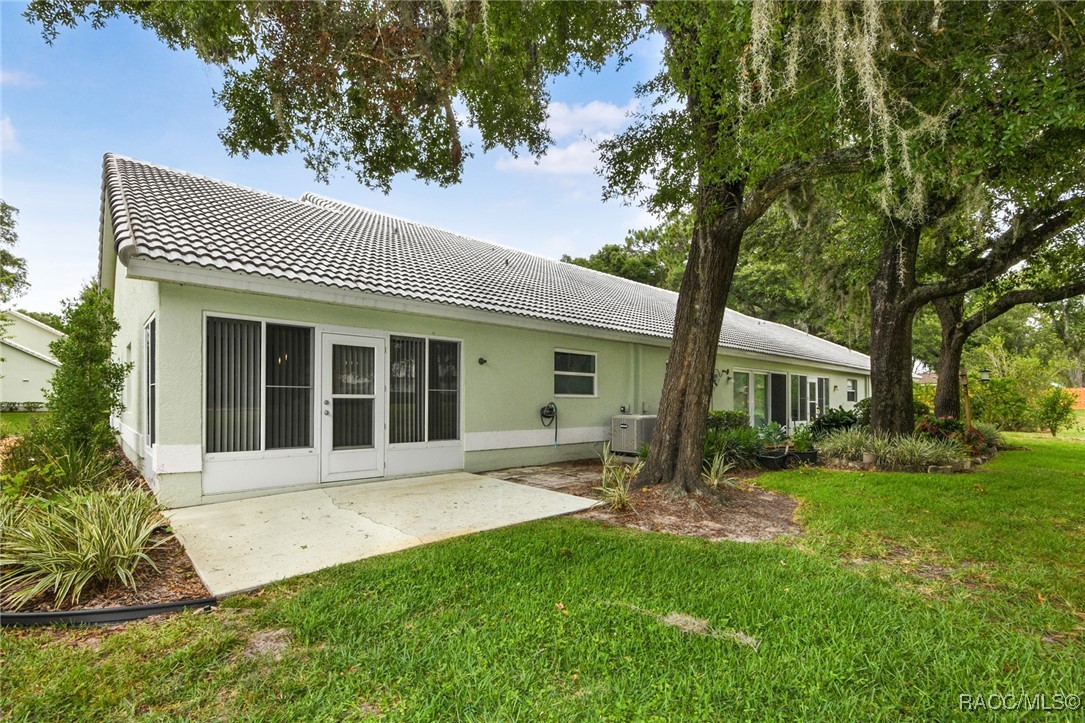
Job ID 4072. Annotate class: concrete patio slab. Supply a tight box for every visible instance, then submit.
[166,472,594,597]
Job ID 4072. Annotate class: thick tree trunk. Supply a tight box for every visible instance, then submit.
[639,187,744,496]
[868,222,922,437]
[932,295,967,419]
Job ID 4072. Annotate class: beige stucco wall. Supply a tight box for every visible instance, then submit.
[0,343,58,405]
[108,248,161,481]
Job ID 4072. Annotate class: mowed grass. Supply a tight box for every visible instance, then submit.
[758,437,1085,619]
[3,439,1083,720]
[0,411,47,438]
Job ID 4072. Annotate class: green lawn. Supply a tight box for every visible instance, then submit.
[3,439,1082,720]
[0,412,47,438]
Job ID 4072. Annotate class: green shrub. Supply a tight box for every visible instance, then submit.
[791,424,815,453]
[817,427,868,462]
[704,427,764,469]
[809,406,857,439]
[884,436,965,468]
[702,453,738,489]
[756,421,788,445]
[44,285,132,452]
[853,397,872,426]
[971,378,1034,430]
[596,444,639,510]
[706,410,749,432]
[971,421,1003,450]
[864,432,895,466]
[1,430,119,498]
[1034,388,1077,438]
[0,486,166,610]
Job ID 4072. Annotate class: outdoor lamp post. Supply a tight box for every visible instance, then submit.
[979,368,991,382]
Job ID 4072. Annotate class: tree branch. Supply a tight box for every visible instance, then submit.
[959,278,1085,337]
[906,198,1081,310]
[742,145,869,224]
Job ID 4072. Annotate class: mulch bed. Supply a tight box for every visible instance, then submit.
[489,459,801,543]
[1,442,210,614]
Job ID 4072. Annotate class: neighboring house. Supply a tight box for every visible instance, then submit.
[0,310,64,407]
[100,154,872,508]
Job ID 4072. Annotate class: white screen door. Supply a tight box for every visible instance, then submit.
[321,333,385,482]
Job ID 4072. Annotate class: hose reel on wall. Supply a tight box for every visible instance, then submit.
[540,402,557,446]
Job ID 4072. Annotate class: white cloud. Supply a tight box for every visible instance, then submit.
[1,117,22,153]
[495,138,602,176]
[0,70,38,86]
[546,99,638,139]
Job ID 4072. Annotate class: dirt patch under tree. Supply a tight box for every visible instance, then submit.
[488,459,801,543]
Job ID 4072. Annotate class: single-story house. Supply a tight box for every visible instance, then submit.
[100,154,871,508]
[0,309,64,408]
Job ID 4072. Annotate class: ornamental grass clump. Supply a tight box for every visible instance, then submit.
[0,486,166,610]
[596,443,638,510]
[884,436,965,469]
[817,427,869,462]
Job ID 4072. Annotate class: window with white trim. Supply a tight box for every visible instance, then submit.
[145,318,156,446]
[554,351,596,396]
[846,378,858,402]
[205,317,313,453]
[389,336,460,443]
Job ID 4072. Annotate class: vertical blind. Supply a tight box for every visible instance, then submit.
[206,317,262,453]
[390,336,460,443]
[428,340,459,441]
[390,337,426,443]
[265,324,313,450]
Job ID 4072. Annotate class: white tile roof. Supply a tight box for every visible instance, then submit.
[103,154,870,372]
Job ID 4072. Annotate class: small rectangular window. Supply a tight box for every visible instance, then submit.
[554,351,596,396]
[817,377,829,416]
[846,378,857,402]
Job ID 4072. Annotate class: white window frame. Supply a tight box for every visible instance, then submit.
[790,374,831,423]
[144,316,156,449]
[387,333,463,447]
[554,349,598,398]
[846,378,858,403]
[203,312,317,460]
[732,367,773,426]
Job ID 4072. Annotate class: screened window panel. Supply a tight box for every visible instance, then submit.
[265,325,312,449]
[791,375,809,422]
[206,317,261,453]
[390,337,426,443]
[733,371,750,418]
[332,344,374,395]
[555,374,595,395]
[428,340,460,441]
[752,373,769,427]
[817,378,829,416]
[333,399,374,449]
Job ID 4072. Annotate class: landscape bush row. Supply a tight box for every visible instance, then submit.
[0,401,45,413]
[1,286,164,610]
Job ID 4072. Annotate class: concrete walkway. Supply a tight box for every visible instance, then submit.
[166,472,594,597]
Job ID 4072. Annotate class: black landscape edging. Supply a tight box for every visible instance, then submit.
[0,597,217,628]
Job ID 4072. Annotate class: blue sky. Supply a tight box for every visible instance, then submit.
[1,3,663,313]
